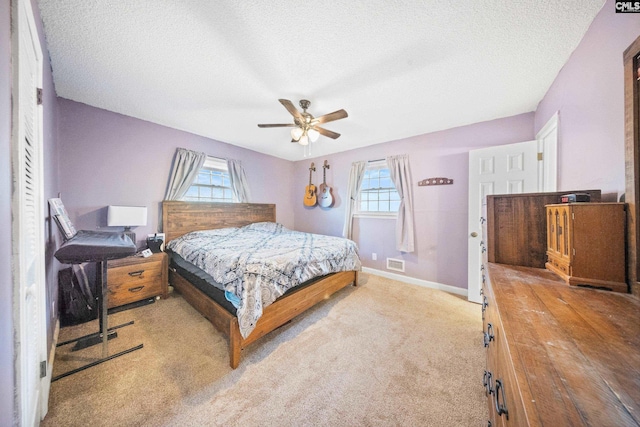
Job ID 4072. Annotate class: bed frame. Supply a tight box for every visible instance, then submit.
[162,201,358,369]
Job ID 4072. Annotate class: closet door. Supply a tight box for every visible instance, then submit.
[12,0,47,424]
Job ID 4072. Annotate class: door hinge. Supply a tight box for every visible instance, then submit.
[537,152,543,161]
[36,88,43,105]
[40,360,47,378]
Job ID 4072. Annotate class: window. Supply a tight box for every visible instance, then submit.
[357,161,400,215]
[183,157,234,202]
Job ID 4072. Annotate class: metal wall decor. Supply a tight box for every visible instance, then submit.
[418,177,454,186]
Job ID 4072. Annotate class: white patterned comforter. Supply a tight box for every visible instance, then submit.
[167,222,361,338]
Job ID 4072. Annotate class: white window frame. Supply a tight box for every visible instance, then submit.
[354,160,399,219]
[182,156,235,203]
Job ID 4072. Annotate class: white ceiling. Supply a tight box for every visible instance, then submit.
[37,0,605,161]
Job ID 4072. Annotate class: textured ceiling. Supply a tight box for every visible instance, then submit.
[37,0,605,161]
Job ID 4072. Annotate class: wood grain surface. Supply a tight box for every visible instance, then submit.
[485,263,640,426]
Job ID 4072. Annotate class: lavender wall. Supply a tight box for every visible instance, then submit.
[292,113,535,290]
[535,0,640,198]
[0,0,14,423]
[58,99,295,244]
[37,0,61,357]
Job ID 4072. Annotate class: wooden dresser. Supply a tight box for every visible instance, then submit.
[106,252,168,308]
[486,190,601,268]
[483,263,640,426]
[545,203,626,293]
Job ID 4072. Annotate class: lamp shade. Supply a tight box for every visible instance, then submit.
[107,206,148,227]
[291,127,304,141]
[308,128,320,142]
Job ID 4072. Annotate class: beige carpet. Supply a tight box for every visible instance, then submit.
[43,273,488,426]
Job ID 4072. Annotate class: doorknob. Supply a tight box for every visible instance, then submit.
[470,232,478,238]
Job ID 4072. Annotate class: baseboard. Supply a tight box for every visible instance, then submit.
[361,267,468,298]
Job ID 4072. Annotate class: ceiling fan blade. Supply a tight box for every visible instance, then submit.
[257,123,296,128]
[315,109,348,125]
[312,126,341,139]
[279,99,303,120]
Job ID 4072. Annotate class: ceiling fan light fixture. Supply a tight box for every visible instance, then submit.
[308,128,319,142]
[258,99,348,148]
[291,127,304,141]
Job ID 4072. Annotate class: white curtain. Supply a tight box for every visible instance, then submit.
[227,158,251,203]
[387,154,415,252]
[164,148,207,200]
[342,161,367,240]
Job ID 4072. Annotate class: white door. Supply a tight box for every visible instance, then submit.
[467,141,539,303]
[12,0,48,424]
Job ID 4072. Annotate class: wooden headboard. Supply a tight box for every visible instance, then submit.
[162,201,276,243]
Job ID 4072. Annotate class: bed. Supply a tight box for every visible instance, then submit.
[162,201,360,368]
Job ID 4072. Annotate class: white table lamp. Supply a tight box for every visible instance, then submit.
[107,205,147,245]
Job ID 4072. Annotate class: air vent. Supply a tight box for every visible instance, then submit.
[386,258,405,272]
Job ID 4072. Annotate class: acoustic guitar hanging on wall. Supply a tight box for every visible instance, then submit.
[318,160,334,208]
[304,162,317,207]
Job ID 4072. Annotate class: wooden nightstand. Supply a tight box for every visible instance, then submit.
[106,252,168,308]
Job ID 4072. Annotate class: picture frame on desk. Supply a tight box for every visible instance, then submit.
[49,197,77,240]
[53,214,77,240]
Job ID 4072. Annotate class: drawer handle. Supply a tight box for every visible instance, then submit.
[128,286,145,293]
[483,323,495,348]
[494,379,509,419]
[483,370,494,395]
[482,295,488,312]
[128,270,145,277]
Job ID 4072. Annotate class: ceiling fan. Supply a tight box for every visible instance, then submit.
[258,99,348,145]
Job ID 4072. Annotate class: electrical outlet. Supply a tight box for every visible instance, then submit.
[372,253,377,261]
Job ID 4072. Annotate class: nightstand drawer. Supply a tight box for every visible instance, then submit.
[107,253,168,308]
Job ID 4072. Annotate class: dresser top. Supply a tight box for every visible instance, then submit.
[487,263,640,426]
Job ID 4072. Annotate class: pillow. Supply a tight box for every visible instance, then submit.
[166,227,238,250]
[241,222,286,233]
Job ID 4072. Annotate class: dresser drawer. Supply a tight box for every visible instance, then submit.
[484,273,529,427]
[107,253,167,308]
